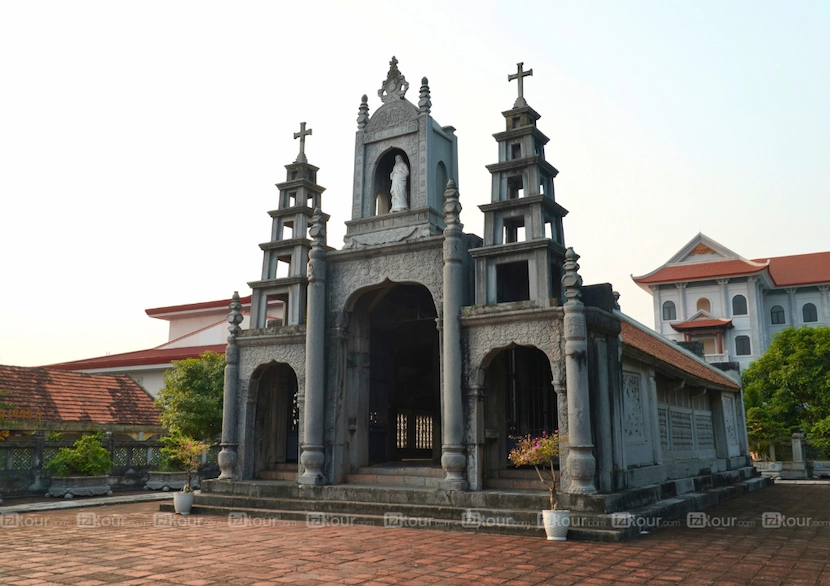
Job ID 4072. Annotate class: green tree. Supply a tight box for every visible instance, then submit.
[155,351,225,440]
[44,432,112,477]
[743,326,830,453]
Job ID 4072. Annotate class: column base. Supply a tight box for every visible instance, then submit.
[217,444,238,480]
[440,444,468,491]
[298,444,326,486]
[296,472,326,486]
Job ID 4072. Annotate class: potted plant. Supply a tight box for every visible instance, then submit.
[161,430,208,514]
[44,432,113,498]
[509,430,568,540]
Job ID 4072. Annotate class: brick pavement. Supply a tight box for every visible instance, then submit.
[1,483,828,585]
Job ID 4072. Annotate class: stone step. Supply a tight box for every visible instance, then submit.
[345,473,441,488]
[486,478,547,490]
[356,466,444,478]
[161,502,554,539]
[492,468,544,480]
[258,470,296,481]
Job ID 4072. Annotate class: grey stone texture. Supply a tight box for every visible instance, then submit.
[215,58,757,523]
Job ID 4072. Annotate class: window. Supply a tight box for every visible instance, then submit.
[662,300,677,321]
[696,297,711,313]
[803,303,818,323]
[732,295,748,316]
[735,335,751,356]
[770,305,785,325]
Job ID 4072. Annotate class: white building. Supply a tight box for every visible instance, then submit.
[48,295,282,396]
[633,234,830,371]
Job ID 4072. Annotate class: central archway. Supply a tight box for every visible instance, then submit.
[348,282,441,466]
[252,362,299,478]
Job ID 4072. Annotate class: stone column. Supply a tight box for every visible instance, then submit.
[553,381,569,492]
[718,279,730,318]
[650,285,662,331]
[298,208,328,486]
[439,179,468,491]
[218,292,244,480]
[676,283,687,321]
[746,277,762,357]
[562,249,597,495]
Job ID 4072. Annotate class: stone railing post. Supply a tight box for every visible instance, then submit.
[562,248,597,495]
[439,179,468,491]
[218,292,243,480]
[298,208,328,485]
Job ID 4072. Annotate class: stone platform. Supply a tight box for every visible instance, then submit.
[162,465,772,541]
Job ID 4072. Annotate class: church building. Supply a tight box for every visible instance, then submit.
[203,59,766,538]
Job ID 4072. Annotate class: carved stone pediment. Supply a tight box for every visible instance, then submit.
[366,100,419,133]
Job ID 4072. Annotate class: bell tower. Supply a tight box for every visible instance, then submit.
[249,122,326,328]
[344,57,459,248]
[471,62,568,305]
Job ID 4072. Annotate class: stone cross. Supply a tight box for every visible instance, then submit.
[508,62,533,108]
[294,122,312,163]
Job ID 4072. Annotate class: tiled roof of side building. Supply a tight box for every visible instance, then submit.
[632,258,769,285]
[760,251,830,287]
[45,344,227,371]
[145,295,253,317]
[618,317,739,390]
[0,365,162,425]
[670,318,733,330]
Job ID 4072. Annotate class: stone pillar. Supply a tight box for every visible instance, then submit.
[650,285,662,331]
[648,371,663,466]
[746,277,762,358]
[298,208,328,486]
[553,381,569,492]
[439,179,468,491]
[562,248,597,495]
[676,283,687,321]
[718,279,730,318]
[218,292,244,480]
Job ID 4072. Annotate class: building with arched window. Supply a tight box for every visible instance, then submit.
[633,234,830,370]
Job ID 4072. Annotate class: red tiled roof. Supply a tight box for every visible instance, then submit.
[0,365,162,425]
[146,295,253,317]
[632,259,768,285]
[670,318,733,331]
[619,320,739,389]
[45,345,226,371]
[760,251,830,287]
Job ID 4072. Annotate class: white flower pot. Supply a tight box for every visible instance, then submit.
[542,509,570,541]
[173,490,195,515]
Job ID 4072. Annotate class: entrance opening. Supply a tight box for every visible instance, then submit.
[483,346,557,473]
[365,284,440,464]
[254,363,299,478]
[373,149,411,215]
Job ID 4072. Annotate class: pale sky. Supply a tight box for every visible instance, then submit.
[2,1,828,367]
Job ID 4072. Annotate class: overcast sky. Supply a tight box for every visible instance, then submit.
[2,1,828,367]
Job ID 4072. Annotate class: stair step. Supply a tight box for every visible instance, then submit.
[486,478,547,490]
[356,466,443,478]
[345,473,440,487]
[494,468,547,480]
[258,470,296,481]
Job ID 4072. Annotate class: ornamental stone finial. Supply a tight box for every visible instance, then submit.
[309,206,327,246]
[562,248,583,304]
[418,77,431,114]
[357,94,369,130]
[442,178,462,227]
[227,291,243,339]
[378,56,409,103]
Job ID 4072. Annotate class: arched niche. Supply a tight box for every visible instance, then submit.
[373,148,411,216]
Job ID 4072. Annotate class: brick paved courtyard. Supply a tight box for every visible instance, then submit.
[1,483,828,585]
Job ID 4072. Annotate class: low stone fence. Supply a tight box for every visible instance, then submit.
[753,433,830,480]
[0,436,219,498]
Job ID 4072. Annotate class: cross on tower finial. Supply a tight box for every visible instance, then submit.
[508,62,533,108]
[293,122,312,163]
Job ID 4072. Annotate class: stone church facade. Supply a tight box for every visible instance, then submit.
[210,59,764,532]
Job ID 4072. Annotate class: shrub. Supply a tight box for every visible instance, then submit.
[44,432,112,477]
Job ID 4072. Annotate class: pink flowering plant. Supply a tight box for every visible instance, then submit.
[160,430,208,493]
[508,431,564,510]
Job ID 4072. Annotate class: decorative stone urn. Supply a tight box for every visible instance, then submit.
[145,471,199,491]
[541,509,570,541]
[46,476,112,499]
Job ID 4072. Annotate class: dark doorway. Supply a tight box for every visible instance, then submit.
[484,346,556,469]
[367,284,440,463]
[254,363,299,478]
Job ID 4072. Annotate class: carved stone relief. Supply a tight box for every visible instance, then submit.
[623,373,645,442]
